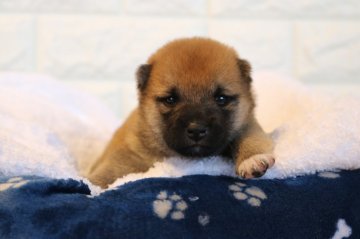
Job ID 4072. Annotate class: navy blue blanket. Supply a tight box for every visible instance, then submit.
[0,170,358,239]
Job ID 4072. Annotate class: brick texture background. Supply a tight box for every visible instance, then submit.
[0,0,359,116]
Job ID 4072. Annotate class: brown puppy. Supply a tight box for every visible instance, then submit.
[88,38,274,188]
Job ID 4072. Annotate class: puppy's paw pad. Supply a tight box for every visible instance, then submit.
[237,154,275,179]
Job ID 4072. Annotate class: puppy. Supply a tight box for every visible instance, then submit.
[88,38,274,188]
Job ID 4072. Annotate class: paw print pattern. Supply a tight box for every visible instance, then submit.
[0,177,29,192]
[198,213,210,226]
[318,171,340,179]
[331,219,352,239]
[153,191,188,220]
[229,182,267,207]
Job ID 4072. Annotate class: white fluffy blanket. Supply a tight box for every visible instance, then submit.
[0,72,359,188]
[0,73,118,179]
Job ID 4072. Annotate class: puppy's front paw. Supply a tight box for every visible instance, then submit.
[236,154,275,179]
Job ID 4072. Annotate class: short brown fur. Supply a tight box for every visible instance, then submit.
[87,38,274,188]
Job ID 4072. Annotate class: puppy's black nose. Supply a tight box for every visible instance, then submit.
[186,122,208,142]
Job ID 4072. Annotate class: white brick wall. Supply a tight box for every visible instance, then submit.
[0,0,120,13]
[210,0,360,17]
[296,20,360,83]
[0,0,359,116]
[0,15,35,71]
[208,20,293,75]
[37,16,206,80]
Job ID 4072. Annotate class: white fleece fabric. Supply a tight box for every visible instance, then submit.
[0,72,359,188]
[253,72,360,179]
[0,72,118,179]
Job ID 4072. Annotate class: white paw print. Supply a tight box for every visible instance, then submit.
[153,191,188,220]
[331,219,352,239]
[318,171,340,179]
[0,177,29,192]
[229,182,267,207]
[198,213,210,226]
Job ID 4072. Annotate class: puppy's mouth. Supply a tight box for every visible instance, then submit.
[177,144,216,157]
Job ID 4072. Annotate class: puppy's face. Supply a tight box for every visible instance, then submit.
[137,38,254,157]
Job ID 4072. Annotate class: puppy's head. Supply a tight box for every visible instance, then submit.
[137,38,254,157]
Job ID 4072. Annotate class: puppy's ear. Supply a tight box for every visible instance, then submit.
[237,58,252,84]
[136,64,152,91]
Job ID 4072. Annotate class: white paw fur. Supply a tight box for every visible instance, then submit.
[237,154,275,179]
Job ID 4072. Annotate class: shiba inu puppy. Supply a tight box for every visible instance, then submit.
[88,38,274,188]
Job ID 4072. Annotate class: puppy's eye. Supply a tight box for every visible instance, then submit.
[165,96,177,105]
[215,95,233,106]
[159,95,178,106]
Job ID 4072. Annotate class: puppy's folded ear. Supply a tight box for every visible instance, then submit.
[237,58,252,84]
[136,64,152,91]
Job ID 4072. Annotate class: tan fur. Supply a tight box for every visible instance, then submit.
[87,38,274,188]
